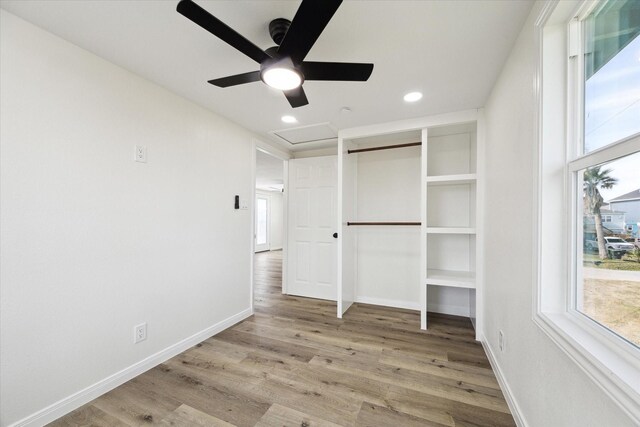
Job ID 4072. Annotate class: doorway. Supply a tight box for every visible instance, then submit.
[254,149,285,253]
[254,148,286,307]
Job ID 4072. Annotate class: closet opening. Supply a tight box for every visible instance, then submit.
[337,112,483,338]
[338,130,423,317]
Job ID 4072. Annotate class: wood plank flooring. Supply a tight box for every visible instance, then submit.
[50,251,515,426]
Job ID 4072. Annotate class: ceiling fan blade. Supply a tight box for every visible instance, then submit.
[177,0,270,64]
[278,0,342,64]
[283,86,309,108]
[208,71,261,88]
[301,62,373,81]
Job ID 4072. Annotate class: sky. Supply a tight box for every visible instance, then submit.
[584,35,640,202]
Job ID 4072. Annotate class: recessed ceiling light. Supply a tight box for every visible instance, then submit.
[403,91,423,103]
[281,115,297,124]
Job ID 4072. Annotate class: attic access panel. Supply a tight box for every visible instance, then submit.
[272,122,338,145]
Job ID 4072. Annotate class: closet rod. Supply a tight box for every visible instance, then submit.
[347,141,421,154]
[347,221,421,226]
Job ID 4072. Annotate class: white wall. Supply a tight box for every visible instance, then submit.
[292,147,338,158]
[0,10,256,426]
[482,2,635,426]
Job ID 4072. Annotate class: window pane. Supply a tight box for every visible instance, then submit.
[583,0,640,153]
[256,198,267,245]
[579,152,640,347]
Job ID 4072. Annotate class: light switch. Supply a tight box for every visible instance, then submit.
[240,197,248,210]
[135,145,147,163]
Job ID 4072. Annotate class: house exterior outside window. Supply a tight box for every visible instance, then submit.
[608,189,640,236]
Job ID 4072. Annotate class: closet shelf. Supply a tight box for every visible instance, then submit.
[426,227,476,234]
[426,269,476,288]
[426,173,477,185]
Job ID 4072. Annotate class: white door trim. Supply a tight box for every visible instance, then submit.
[250,144,256,314]
[251,140,291,307]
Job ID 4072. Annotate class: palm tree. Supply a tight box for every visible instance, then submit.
[584,166,618,259]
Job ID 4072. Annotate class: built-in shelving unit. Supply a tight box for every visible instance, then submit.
[337,110,483,340]
[421,119,482,335]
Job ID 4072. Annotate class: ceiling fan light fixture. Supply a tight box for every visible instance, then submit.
[262,66,303,91]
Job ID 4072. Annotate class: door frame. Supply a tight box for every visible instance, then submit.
[251,140,290,314]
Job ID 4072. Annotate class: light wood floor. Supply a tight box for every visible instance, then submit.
[50,251,515,426]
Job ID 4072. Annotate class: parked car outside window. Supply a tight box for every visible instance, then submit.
[626,237,640,249]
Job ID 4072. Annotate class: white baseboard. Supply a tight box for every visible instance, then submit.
[355,296,420,311]
[480,334,528,427]
[9,308,253,427]
[427,303,470,317]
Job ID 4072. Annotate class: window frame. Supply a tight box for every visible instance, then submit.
[566,0,640,356]
[533,0,640,422]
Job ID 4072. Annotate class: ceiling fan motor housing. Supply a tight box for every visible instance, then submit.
[269,18,291,46]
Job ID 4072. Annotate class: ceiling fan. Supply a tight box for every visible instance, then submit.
[176,0,374,108]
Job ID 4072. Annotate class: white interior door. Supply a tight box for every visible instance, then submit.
[287,156,338,300]
[255,195,269,252]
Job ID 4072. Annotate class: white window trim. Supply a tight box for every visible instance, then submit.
[532,1,640,423]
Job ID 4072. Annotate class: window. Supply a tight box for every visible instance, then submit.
[535,0,640,420]
[571,0,640,349]
[577,154,640,347]
[583,1,640,153]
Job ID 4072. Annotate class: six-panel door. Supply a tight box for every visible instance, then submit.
[287,156,338,301]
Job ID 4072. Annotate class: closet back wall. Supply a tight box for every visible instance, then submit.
[355,145,421,308]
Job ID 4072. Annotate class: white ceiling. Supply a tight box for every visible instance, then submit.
[0,0,533,152]
[256,149,284,191]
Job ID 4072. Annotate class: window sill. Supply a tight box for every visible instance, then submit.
[533,311,640,423]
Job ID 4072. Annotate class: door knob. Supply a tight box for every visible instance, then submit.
[333,232,338,238]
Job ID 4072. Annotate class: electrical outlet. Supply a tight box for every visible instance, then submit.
[134,145,147,163]
[134,323,147,344]
[499,330,505,352]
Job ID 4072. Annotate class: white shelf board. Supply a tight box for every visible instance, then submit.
[426,269,476,288]
[426,173,477,185]
[426,227,476,234]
